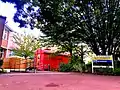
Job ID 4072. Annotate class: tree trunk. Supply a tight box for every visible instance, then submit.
[81,45,84,63]
[69,49,72,56]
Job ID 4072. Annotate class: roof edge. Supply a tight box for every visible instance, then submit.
[0,15,6,20]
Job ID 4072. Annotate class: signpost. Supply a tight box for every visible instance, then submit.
[92,55,114,73]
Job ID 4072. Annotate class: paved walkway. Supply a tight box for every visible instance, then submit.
[0,71,71,76]
[0,72,120,90]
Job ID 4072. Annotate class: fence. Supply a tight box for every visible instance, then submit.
[1,57,51,72]
[1,57,34,72]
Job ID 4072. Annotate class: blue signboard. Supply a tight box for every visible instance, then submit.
[93,60,112,63]
[92,56,114,73]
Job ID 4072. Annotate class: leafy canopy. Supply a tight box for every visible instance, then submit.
[1,0,120,57]
[12,33,40,58]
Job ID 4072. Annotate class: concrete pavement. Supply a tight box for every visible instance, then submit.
[0,72,120,90]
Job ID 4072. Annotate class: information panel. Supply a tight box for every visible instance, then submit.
[92,55,114,73]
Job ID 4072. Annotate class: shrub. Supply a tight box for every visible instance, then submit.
[93,68,120,75]
[113,68,120,75]
[60,63,73,72]
[72,63,83,72]
[93,67,113,75]
[114,60,120,68]
[86,62,92,73]
[71,55,86,72]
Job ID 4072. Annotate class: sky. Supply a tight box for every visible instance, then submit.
[0,1,42,37]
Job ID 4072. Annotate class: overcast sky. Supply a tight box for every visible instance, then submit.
[0,1,42,37]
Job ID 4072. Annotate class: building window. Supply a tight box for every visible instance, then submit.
[9,51,14,56]
[0,48,5,58]
[2,30,8,40]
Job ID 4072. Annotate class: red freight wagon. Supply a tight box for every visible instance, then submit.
[34,48,70,71]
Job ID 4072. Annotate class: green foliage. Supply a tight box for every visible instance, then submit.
[70,55,81,63]
[60,63,73,72]
[12,33,41,58]
[60,55,86,72]
[86,62,92,73]
[114,60,120,68]
[2,0,120,57]
[94,68,113,75]
[71,55,86,72]
[1,0,81,56]
[113,68,120,75]
[72,63,83,72]
[93,68,120,76]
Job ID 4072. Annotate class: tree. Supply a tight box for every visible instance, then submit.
[12,33,40,59]
[1,0,81,56]
[74,43,93,63]
[74,0,120,56]
[2,0,120,58]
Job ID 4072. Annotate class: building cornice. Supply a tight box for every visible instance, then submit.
[0,15,6,20]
